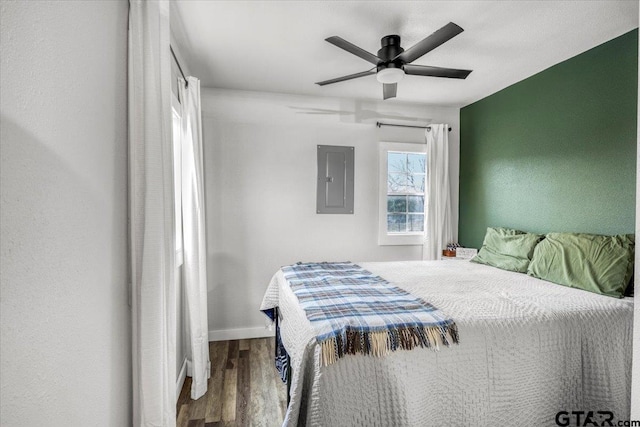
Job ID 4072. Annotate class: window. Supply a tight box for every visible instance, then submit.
[171,94,183,266]
[378,142,427,245]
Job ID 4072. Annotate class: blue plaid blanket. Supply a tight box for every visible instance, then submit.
[281,262,459,366]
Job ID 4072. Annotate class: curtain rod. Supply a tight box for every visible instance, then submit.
[376,121,452,132]
[170,45,188,87]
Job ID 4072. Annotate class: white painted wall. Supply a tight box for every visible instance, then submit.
[202,88,459,337]
[0,1,131,425]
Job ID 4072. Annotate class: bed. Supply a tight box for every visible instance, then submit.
[260,259,633,426]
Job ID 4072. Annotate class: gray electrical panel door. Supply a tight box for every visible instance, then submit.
[316,145,354,214]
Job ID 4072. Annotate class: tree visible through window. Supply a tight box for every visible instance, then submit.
[386,152,426,233]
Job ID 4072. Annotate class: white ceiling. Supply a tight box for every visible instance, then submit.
[172,1,638,107]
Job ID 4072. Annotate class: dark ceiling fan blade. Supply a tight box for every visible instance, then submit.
[315,69,376,86]
[325,36,381,65]
[393,22,464,64]
[383,83,397,100]
[403,64,472,79]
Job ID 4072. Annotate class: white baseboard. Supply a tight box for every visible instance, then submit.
[176,357,187,402]
[208,326,275,342]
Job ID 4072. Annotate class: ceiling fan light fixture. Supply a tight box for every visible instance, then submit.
[376,67,404,84]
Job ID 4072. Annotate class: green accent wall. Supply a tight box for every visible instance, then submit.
[459,29,638,249]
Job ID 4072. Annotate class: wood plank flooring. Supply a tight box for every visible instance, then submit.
[177,338,287,427]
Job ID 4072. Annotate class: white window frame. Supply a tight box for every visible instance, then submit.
[171,94,184,266]
[378,141,427,246]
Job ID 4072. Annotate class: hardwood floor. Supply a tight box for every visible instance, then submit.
[177,338,287,427]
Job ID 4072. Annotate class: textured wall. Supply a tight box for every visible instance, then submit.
[0,1,131,425]
[459,29,638,249]
[631,6,640,420]
[201,89,460,337]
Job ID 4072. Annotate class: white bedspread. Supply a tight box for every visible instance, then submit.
[260,260,634,426]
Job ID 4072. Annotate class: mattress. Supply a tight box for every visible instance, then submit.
[260,260,634,426]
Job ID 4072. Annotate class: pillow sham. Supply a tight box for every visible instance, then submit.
[527,232,635,298]
[470,227,543,273]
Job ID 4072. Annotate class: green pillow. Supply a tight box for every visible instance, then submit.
[527,232,635,298]
[471,227,543,273]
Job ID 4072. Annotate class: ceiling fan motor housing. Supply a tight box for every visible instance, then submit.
[377,35,404,71]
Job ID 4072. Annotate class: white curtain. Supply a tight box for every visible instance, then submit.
[423,124,454,260]
[129,1,176,426]
[178,77,211,399]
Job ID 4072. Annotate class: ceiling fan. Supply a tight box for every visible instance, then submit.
[315,22,472,100]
